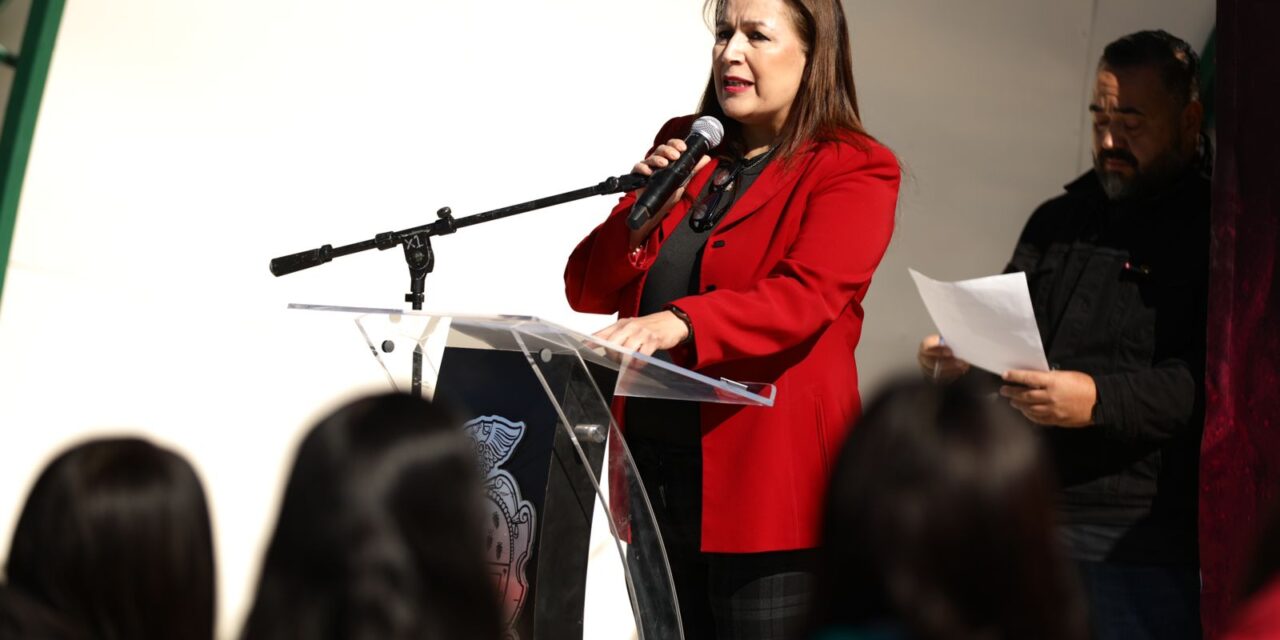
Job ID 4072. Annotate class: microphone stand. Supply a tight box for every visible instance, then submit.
[269,172,648,395]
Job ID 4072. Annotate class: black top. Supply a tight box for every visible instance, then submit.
[1004,167,1210,565]
[626,153,773,445]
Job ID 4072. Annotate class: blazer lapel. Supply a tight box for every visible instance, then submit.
[714,148,817,233]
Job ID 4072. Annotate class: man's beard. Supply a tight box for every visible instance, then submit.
[1094,136,1192,202]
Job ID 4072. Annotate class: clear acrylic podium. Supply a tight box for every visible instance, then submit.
[290,304,776,640]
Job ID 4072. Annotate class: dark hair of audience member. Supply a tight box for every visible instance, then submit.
[806,378,1088,640]
[2,437,216,640]
[0,585,89,640]
[241,393,504,640]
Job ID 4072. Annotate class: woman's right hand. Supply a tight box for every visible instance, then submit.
[918,334,970,383]
[628,138,712,247]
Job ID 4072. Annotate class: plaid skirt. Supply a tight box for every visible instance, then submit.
[629,435,816,640]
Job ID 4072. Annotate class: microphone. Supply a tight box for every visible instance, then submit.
[626,116,724,230]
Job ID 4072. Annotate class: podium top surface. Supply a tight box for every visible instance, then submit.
[289,304,775,407]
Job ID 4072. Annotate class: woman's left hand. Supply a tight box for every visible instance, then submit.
[593,311,690,356]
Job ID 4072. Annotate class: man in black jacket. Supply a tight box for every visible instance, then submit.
[917,31,1208,640]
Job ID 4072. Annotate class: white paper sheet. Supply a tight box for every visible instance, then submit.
[909,269,1050,375]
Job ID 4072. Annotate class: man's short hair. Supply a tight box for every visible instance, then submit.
[1101,30,1200,106]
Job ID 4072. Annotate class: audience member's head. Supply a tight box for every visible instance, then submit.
[807,378,1087,640]
[0,585,87,639]
[241,393,503,640]
[3,437,216,640]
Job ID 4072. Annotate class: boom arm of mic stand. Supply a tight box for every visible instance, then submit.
[268,172,649,277]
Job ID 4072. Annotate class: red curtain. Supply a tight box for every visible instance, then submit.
[1200,0,1280,636]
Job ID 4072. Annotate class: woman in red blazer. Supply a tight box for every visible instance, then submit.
[564,0,899,636]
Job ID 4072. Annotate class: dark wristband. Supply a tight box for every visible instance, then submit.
[667,305,694,345]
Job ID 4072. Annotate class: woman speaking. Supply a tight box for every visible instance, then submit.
[564,0,899,636]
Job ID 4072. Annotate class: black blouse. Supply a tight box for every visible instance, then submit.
[627,153,774,445]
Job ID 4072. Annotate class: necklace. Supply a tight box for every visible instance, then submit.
[741,146,775,172]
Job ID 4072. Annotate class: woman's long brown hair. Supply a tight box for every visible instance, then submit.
[698,0,871,160]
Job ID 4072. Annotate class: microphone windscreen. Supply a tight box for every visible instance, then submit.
[690,116,725,148]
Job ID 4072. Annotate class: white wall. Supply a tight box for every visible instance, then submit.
[0,1,1212,637]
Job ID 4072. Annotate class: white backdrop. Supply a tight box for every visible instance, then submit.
[0,1,1212,637]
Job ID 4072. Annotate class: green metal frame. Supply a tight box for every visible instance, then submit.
[0,0,66,306]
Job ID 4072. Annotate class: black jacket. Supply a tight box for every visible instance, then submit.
[1004,168,1209,565]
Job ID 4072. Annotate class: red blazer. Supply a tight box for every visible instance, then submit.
[565,116,900,552]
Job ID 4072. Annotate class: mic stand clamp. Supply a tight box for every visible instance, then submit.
[400,207,455,394]
[399,207,454,311]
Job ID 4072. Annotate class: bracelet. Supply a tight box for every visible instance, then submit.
[667,306,694,345]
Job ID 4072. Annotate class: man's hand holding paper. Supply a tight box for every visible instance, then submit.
[999,369,1097,428]
[909,269,1050,375]
[910,269,1097,428]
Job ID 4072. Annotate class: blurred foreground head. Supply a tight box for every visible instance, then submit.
[809,378,1087,640]
[3,437,216,640]
[242,393,503,640]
